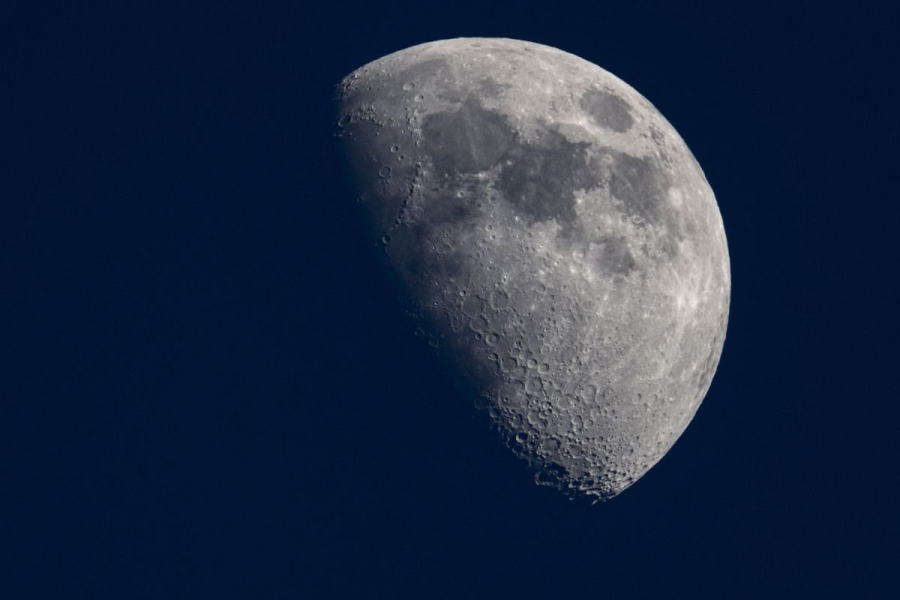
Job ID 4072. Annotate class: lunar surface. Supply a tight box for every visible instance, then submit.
[333,38,730,501]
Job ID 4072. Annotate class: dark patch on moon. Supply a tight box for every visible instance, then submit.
[580,88,634,133]
[417,98,677,268]
[594,150,685,261]
[498,126,603,232]
[422,190,479,230]
[419,101,605,235]
[475,77,506,98]
[420,99,514,176]
[593,236,637,275]
[605,152,670,229]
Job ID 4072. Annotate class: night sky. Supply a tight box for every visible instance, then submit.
[6,2,899,598]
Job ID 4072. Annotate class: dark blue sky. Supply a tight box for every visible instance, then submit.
[6,2,898,598]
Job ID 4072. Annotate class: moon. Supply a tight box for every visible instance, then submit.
[333,38,730,501]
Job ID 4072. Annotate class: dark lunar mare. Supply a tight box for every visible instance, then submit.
[416,99,679,274]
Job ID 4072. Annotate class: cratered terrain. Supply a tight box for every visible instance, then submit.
[333,38,730,501]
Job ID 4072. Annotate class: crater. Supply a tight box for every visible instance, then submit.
[394,58,451,95]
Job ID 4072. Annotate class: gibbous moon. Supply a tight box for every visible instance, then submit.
[333,38,730,501]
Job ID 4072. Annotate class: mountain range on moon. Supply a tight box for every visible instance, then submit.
[333,38,730,501]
